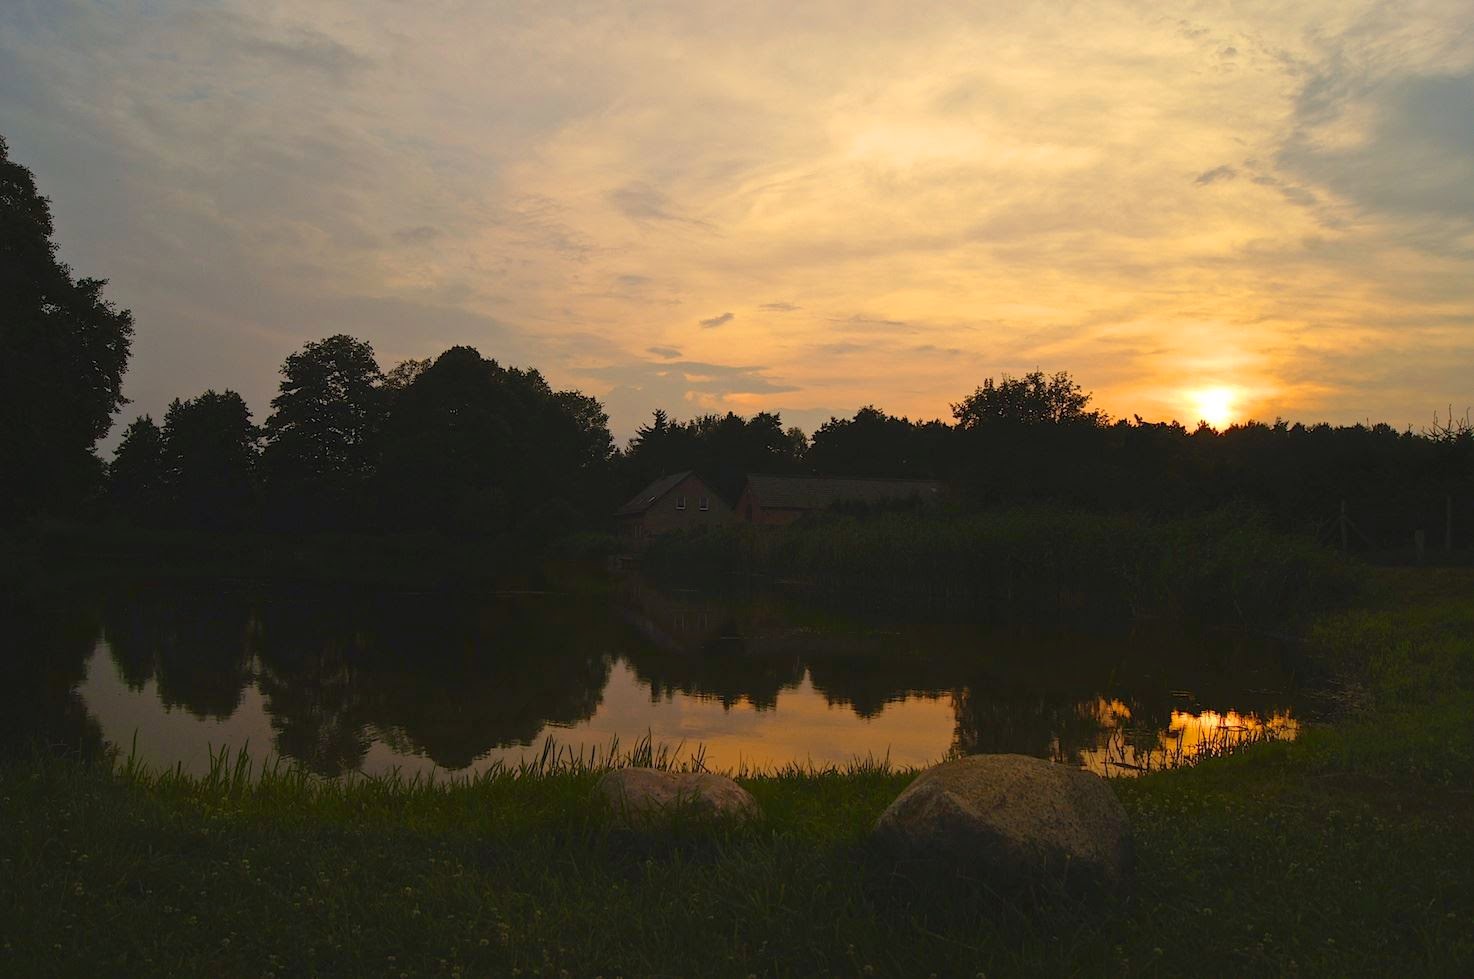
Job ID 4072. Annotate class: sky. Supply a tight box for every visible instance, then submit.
[3,0,1472,443]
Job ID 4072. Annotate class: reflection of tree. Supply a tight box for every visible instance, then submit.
[950,683,1111,765]
[253,592,616,772]
[623,640,805,711]
[947,628,1299,767]
[104,589,256,720]
[614,579,806,710]
[357,595,613,768]
[0,587,104,760]
[253,598,372,776]
[807,654,957,718]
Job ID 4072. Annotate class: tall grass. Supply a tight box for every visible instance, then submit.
[644,505,1359,626]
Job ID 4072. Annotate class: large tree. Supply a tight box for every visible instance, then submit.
[951,370,1102,428]
[0,134,134,520]
[162,390,259,530]
[808,406,948,478]
[261,334,386,530]
[619,409,806,502]
[377,346,614,536]
[107,415,165,523]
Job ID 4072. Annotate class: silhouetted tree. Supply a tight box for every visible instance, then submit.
[107,414,165,523]
[952,370,1102,428]
[620,409,806,502]
[0,134,133,521]
[377,346,613,536]
[383,357,431,394]
[162,390,259,530]
[261,334,386,530]
[808,406,949,478]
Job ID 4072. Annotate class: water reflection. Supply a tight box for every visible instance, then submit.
[0,586,104,760]
[16,577,1305,776]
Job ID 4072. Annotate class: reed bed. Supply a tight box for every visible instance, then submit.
[643,505,1358,627]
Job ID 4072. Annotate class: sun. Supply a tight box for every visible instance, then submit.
[1191,387,1236,429]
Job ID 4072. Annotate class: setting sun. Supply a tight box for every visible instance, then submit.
[1192,387,1237,429]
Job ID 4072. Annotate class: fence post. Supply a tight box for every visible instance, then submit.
[1339,500,1348,552]
[1414,529,1426,565]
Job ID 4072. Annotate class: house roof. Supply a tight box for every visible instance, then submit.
[743,474,943,511]
[616,470,699,516]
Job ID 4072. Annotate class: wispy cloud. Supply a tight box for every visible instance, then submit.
[699,311,735,329]
[1194,165,1237,185]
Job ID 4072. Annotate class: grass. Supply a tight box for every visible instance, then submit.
[2,568,1472,976]
[641,506,1358,628]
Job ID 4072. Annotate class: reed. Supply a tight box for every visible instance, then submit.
[644,505,1359,626]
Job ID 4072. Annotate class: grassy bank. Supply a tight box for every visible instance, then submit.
[642,507,1358,627]
[3,569,1471,977]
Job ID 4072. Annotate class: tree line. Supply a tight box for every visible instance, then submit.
[106,337,615,537]
[5,131,1471,550]
[623,374,1474,550]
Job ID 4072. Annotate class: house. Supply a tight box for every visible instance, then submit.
[735,474,943,527]
[615,471,734,542]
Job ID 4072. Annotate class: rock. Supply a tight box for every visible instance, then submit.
[873,754,1132,889]
[596,768,759,825]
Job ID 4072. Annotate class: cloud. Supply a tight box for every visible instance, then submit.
[225,19,370,78]
[1194,165,1238,185]
[699,311,735,329]
[608,181,707,226]
[647,345,682,359]
[759,301,801,312]
[830,314,912,333]
[394,225,441,243]
[815,341,867,355]
[1279,71,1474,226]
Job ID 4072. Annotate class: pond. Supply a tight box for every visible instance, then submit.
[7,576,1301,777]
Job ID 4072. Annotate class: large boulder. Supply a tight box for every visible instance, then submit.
[873,754,1132,888]
[597,768,759,826]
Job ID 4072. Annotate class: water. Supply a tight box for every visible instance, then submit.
[6,577,1300,776]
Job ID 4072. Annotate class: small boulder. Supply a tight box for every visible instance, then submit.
[597,768,759,826]
[873,754,1132,889]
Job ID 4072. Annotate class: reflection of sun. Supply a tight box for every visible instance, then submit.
[1191,387,1236,429]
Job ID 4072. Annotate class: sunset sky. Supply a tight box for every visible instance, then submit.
[3,0,1471,441]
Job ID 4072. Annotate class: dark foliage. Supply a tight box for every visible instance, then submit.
[619,409,807,503]
[377,345,613,537]
[261,334,387,531]
[161,390,260,530]
[807,406,949,478]
[0,134,133,521]
[106,415,165,523]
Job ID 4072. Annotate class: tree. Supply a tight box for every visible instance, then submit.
[162,390,259,529]
[951,370,1102,428]
[107,415,165,523]
[0,133,134,520]
[377,346,614,536]
[808,406,947,478]
[383,357,431,394]
[619,409,807,502]
[261,334,385,530]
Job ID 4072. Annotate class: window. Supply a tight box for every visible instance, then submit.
[676,495,687,510]
[699,496,710,511]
